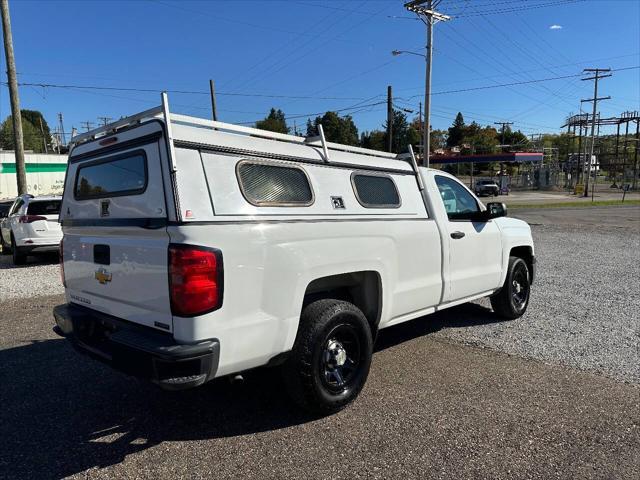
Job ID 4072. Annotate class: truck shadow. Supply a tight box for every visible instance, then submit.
[0,303,497,479]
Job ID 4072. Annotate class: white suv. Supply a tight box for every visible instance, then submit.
[0,194,62,264]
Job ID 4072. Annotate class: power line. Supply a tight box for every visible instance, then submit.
[404,66,639,97]
[453,0,587,17]
[233,1,389,94]
[236,100,387,126]
[435,23,575,113]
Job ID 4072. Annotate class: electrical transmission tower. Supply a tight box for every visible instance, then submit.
[581,68,611,197]
[57,113,66,145]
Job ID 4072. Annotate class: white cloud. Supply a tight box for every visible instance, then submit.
[549,24,563,30]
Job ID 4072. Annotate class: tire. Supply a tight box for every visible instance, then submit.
[0,234,10,255]
[283,299,373,415]
[490,256,531,320]
[11,234,26,265]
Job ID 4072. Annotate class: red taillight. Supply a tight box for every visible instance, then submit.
[19,215,46,223]
[169,245,223,317]
[59,239,66,287]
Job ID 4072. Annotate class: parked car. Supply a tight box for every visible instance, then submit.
[53,96,535,414]
[0,199,14,219]
[474,179,500,197]
[0,194,62,264]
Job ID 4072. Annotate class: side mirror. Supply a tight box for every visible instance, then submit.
[486,202,507,219]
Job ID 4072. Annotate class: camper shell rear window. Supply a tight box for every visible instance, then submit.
[74,150,148,200]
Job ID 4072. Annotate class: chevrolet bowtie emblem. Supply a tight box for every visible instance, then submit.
[95,268,112,285]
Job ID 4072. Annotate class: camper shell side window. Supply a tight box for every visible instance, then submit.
[351,172,401,209]
[236,160,315,207]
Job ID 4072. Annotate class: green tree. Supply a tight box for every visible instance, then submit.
[305,119,315,137]
[307,111,359,146]
[21,110,51,142]
[383,109,419,154]
[502,127,529,150]
[255,108,289,134]
[0,113,47,153]
[360,130,386,151]
[447,112,465,147]
[430,129,447,151]
[461,123,499,155]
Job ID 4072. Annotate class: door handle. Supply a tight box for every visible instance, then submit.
[450,231,465,239]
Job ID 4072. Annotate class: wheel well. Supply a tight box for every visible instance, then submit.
[302,271,382,331]
[510,246,533,274]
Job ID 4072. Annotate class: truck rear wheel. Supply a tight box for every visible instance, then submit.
[490,256,531,320]
[283,299,373,415]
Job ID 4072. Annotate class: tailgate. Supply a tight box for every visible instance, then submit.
[60,123,174,332]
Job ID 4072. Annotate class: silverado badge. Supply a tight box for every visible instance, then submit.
[95,268,112,285]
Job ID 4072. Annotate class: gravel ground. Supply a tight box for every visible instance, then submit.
[431,208,640,384]
[0,252,63,301]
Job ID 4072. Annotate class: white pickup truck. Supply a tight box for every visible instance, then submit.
[53,95,535,414]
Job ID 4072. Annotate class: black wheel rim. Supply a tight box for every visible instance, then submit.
[319,323,362,394]
[511,264,530,312]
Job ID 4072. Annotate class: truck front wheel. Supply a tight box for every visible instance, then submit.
[283,299,373,415]
[490,256,531,320]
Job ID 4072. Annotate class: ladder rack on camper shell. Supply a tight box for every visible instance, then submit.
[69,93,424,188]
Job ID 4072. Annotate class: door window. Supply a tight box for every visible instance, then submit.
[435,175,480,221]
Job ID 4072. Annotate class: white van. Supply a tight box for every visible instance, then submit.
[54,94,535,414]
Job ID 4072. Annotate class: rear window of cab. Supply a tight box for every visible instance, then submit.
[74,151,147,200]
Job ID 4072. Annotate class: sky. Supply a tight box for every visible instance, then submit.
[1,0,639,139]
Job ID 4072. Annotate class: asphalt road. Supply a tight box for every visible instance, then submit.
[1,206,639,479]
[1,295,639,480]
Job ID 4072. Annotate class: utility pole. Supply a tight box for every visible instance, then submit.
[97,116,112,127]
[405,0,450,167]
[581,68,611,197]
[38,117,48,153]
[1,0,26,194]
[386,85,393,152]
[209,79,218,121]
[494,122,513,153]
[80,121,95,132]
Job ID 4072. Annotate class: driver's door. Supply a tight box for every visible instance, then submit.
[434,175,503,302]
